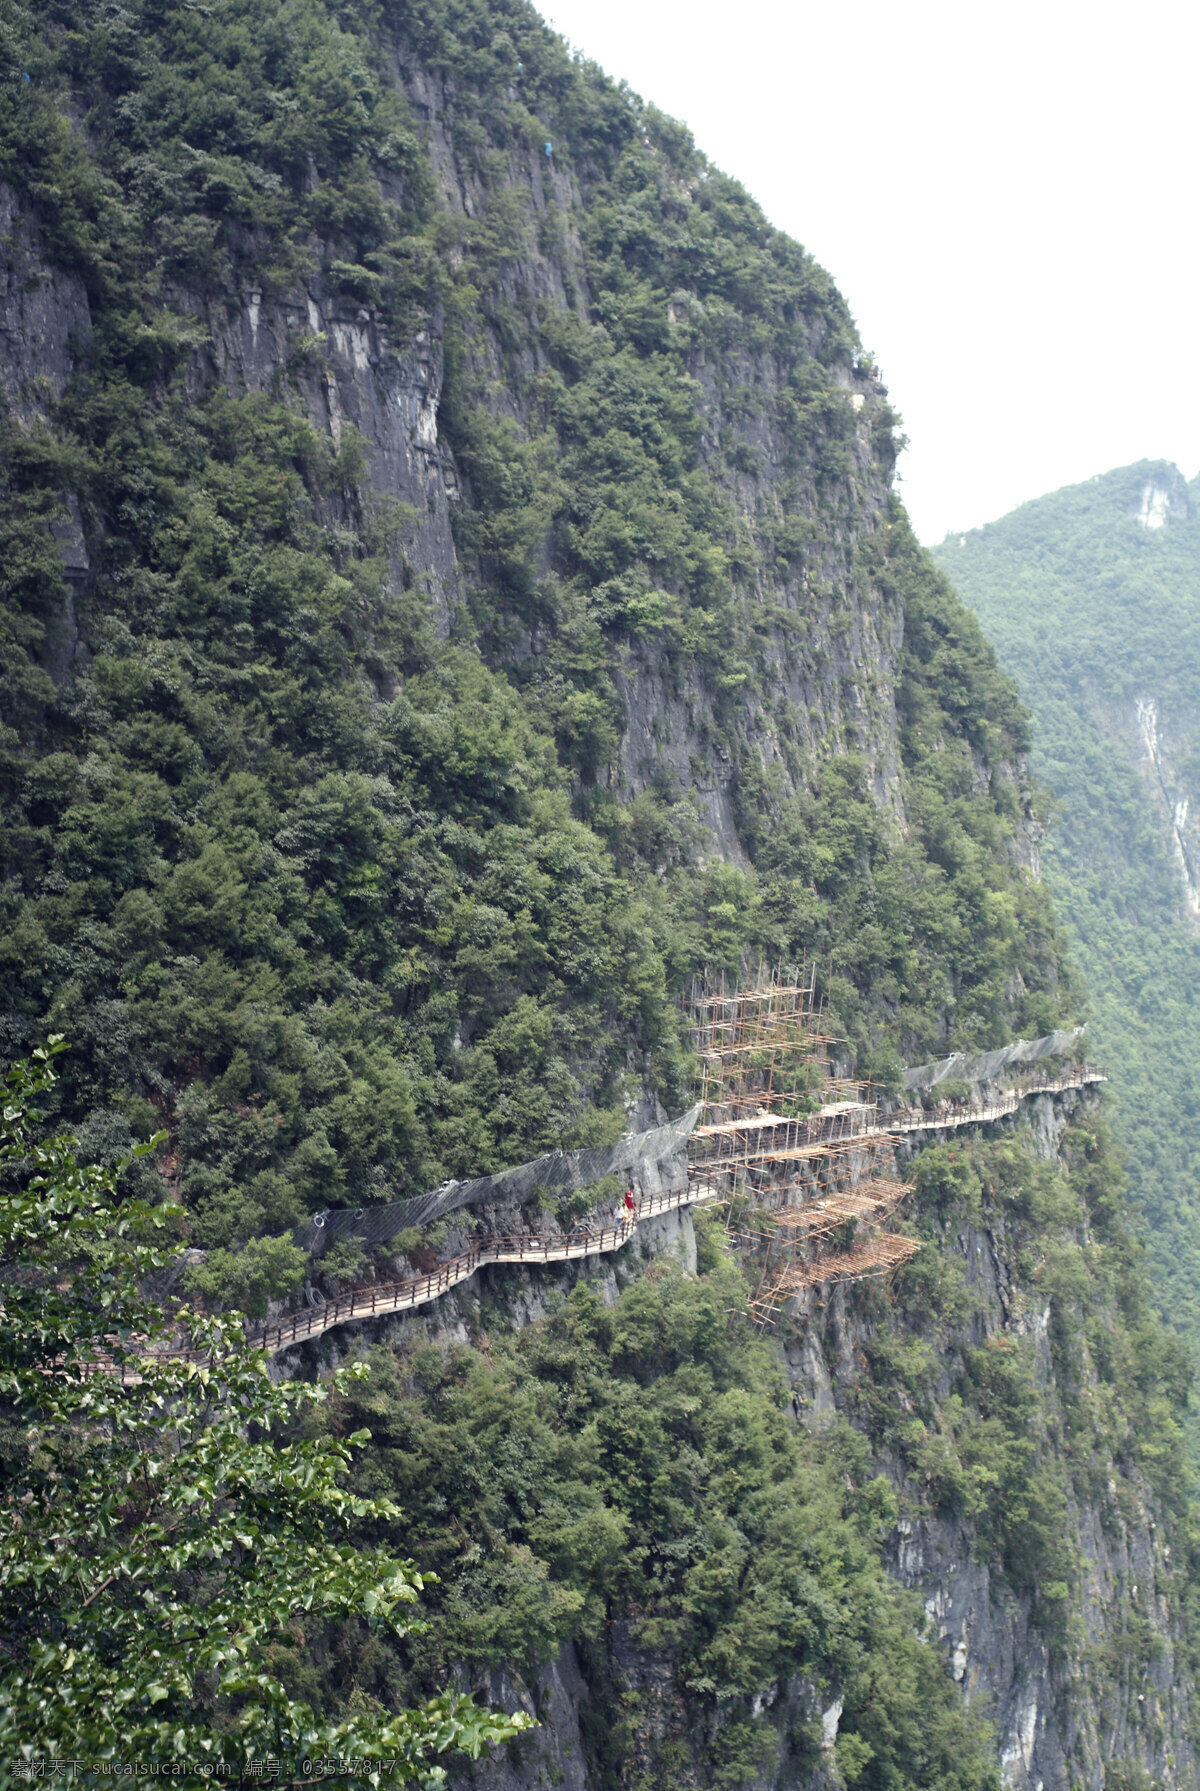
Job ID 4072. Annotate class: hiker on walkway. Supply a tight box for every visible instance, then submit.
[623,1188,636,1227]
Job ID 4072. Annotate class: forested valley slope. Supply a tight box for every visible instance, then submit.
[934,464,1200,1458]
[0,1,1198,1785]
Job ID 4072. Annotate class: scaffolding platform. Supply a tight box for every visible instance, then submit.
[749,1234,921,1326]
[686,960,841,1118]
[770,1179,908,1238]
[685,963,919,1310]
[687,1104,895,1180]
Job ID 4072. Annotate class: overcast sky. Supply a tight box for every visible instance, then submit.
[537,0,1200,544]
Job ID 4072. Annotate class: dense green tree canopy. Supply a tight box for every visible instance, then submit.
[0,1043,530,1776]
[934,462,1200,1449]
[0,0,1072,1293]
[0,2,1195,1782]
[316,1244,1003,1791]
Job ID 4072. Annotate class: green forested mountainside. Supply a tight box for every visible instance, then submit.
[933,464,1200,1391]
[306,1118,1197,1791]
[322,1258,1005,1791]
[0,0,1071,1275]
[1,0,1197,1778]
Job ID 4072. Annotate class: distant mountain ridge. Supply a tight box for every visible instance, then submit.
[934,459,1200,1407]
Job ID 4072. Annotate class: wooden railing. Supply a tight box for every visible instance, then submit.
[253,1066,1105,1353]
[889,1063,1106,1136]
[88,1065,1107,1370]
[248,1179,724,1356]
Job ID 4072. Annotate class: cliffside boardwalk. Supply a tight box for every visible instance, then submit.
[891,1062,1102,1133]
[251,1178,725,1357]
[91,1045,1110,1375]
[256,1056,1105,1352]
[94,1054,1104,1376]
[683,971,1107,1327]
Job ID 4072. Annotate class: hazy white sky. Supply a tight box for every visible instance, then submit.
[537,0,1200,544]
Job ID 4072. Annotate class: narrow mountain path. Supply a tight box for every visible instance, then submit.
[890,1062,1104,1134]
[92,1064,1105,1378]
[251,1179,725,1355]
[253,1063,1105,1354]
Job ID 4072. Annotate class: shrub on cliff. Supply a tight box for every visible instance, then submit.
[0,1042,531,1777]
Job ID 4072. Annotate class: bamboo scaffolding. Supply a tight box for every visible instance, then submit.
[764,1233,920,1296]
[749,1234,921,1326]
[769,1181,908,1238]
[685,963,921,1307]
[686,959,845,1119]
[688,1104,882,1173]
[729,1178,909,1275]
[688,1132,899,1187]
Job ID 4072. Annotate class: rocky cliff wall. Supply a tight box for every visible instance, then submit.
[0,40,916,849]
[296,1091,1197,1791]
[0,5,1180,1780]
[796,1092,1196,1791]
[0,0,1069,1178]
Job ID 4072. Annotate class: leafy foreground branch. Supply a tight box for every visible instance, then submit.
[0,1043,532,1782]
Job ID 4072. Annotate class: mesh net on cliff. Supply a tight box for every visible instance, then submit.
[902,1028,1085,1093]
[295,1104,704,1256]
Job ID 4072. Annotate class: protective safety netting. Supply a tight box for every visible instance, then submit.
[902,1028,1085,1092]
[295,1104,704,1256]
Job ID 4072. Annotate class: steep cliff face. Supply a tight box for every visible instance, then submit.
[410,92,903,840]
[183,43,907,844]
[183,132,901,861]
[0,28,907,835]
[1,1,1193,1782]
[0,0,1073,1232]
[307,1091,1197,1791]
[872,1097,1196,1791]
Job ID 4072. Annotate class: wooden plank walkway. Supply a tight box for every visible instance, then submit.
[249,1180,725,1355]
[252,1065,1105,1354]
[889,1063,1106,1135]
[90,1063,1107,1370]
